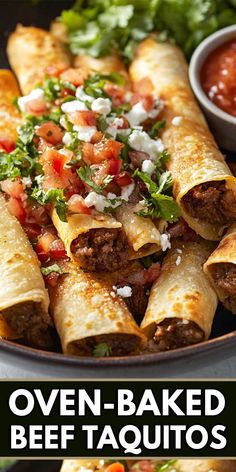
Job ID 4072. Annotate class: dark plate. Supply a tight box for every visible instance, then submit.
[0,0,236,378]
[2,461,61,472]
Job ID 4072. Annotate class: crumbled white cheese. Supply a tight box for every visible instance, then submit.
[84,192,108,212]
[160,233,171,252]
[91,97,112,116]
[128,130,164,160]
[172,116,182,126]
[106,117,124,138]
[113,285,132,298]
[22,176,32,187]
[62,132,73,146]
[176,248,182,254]
[61,100,88,113]
[141,159,156,175]
[176,255,182,266]
[121,182,135,201]
[75,86,94,103]
[125,101,148,127]
[18,88,44,113]
[73,125,97,142]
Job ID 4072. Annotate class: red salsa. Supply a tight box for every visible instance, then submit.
[201,39,236,117]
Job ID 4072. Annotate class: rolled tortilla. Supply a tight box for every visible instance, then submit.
[141,239,218,350]
[0,70,21,142]
[49,262,146,356]
[60,461,106,472]
[0,194,52,348]
[175,460,236,472]
[130,38,236,241]
[204,223,236,313]
[7,25,71,94]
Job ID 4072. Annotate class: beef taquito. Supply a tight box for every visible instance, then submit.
[130,38,236,241]
[7,25,71,94]
[204,223,236,313]
[49,262,146,356]
[141,240,218,350]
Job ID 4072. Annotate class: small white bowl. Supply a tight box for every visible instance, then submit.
[189,25,236,152]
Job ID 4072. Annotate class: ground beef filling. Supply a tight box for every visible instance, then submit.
[182,181,236,225]
[71,228,129,272]
[3,302,53,349]
[154,317,204,351]
[212,262,236,313]
[69,333,140,356]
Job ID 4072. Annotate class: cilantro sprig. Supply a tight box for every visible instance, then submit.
[31,187,67,222]
[77,165,113,193]
[93,342,112,357]
[41,264,66,277]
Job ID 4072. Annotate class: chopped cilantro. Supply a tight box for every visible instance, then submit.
[93,342,112,357]
[31,187,67,222]
[0,147,40,181]
[148,119,166,138]
[41,264,66,276]
[77,166,114,193]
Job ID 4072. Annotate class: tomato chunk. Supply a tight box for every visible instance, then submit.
[68,110,97,127]
[105,463,125,472]
[6,197,26,223]
[83,139,123,164]
[36,122,63,145]
[44,272,60,287]
[67,194,91,214]
[36,232,56,254]
[26,97,48,115]
[49,239,67,259]
[23,223,42,240]
[109,158,122,175]
[114,171,132,187]
[1,178,25,199]
[0,137,15,153]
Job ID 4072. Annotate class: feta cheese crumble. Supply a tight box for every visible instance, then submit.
[141,159,155,175]
[84,192,108,212]
[113,285,132,298]
[61,100,88,113]
[62,132,73,146]
[75,86,94,103]
[125,101,149,127]
[91,97,112,116]
[73,125,97,142]
[128,130,164,160]
[121,182,135,201]
[160,233,171,252]
[18,88,44,113]
[172,116,182,126]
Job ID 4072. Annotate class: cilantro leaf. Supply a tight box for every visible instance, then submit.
[133,169,158,193]
[0,147,39,181]
[77,166,103,194]
[151,193,181,222]
[31,187,67,222]
[148,119,166,138]
[41,264,66,276]
[93,342,112,357]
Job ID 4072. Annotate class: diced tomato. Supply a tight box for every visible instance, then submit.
[68,110,97,127]
[1,178,25,199]
[91,131,104,144]
[40,149,73,190]
[36,232,56,254]
[37,252,49,263]
[49,239,67,259]
[23,223,42,240]
[44,65,65,77]
[36,122,63,145]
[133,77,154,95]
[67,194,91,214]
[105,463,125,472]
[131,93,154,111]
[109,158,122,175]
[104,84,126,107]
[83,139,123,165]
[0,137,15,153]
[60,68,88,86]
[26,98,48,115]
[44,272,60,287]
[60,88,75,98]
[6,197,26,223]
[114,171,132,187]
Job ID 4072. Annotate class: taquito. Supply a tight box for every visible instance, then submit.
[141,240,217,350]
[204,223,236,313]
[175,460,236,472]
[49,262,146,356]
[130,38,236,241]
[0,194,51,348]
[0,70,21,143]
[7,25,71,94]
